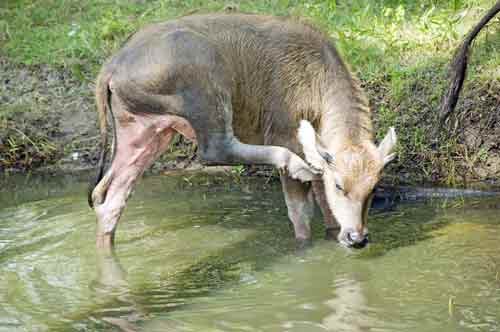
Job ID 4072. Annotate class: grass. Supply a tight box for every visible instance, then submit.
[1,0,499,183]
[1,0,497,80]
[2,1,498,78]
[0,104,59,169]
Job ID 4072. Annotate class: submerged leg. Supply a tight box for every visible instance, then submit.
[92,95,194,249]
[312,180,339,240]
[280,175,315,248]
[94,249,143,332]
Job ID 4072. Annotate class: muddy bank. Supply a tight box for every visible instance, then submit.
[0,57,197,174]
[366,74,500,187]
[1,57,499,187]
[0,57,97,171]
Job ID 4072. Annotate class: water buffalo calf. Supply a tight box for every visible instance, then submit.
[88,13,397,250]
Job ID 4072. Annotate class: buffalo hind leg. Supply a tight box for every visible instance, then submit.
[94,126,175,249]
[280,175,315,249]
[92,95,194,249]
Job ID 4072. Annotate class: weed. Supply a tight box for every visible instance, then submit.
[230,165,246,183]
[0,0,499,182]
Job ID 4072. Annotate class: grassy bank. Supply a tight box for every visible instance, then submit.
[1,0,499,185]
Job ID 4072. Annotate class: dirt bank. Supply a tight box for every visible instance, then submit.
[0,57,199,174]
[1,57,499,187]
[366,73,500,187]
[1,57,97,171]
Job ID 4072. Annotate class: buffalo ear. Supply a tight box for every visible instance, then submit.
[297,120,326,172]
[378,127,397,165]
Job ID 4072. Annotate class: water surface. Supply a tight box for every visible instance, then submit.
[1,172,499,332]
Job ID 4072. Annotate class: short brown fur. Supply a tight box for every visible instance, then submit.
[89,13,387,249]
[91,14,372,192]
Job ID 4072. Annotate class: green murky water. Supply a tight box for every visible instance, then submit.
[1,172,499,332]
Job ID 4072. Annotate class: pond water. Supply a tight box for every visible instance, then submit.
[0,172,499,332]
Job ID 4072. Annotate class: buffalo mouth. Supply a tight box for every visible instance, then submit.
[340,234,369,249]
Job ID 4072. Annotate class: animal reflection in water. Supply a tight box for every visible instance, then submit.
[322,278,378,332]
[92,251,143,332]
[92,251,379,332]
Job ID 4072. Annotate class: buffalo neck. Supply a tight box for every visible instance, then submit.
[318,65,374,152]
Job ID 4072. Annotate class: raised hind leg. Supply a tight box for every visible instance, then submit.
[92,94,195,249]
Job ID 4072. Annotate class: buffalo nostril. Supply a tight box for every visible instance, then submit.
[351,236,369,249]
[345,231,369,249]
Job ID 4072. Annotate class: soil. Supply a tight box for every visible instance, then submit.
[1,57,499,188]
[0,57,199,175]
[1,57,97,171]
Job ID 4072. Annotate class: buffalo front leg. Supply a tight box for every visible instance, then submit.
[198,135,318,182]
[312,180,339,240]
[280,175,315,248]
[193,91,319,182]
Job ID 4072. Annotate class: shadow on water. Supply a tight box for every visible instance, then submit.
[47,232,297,331]
[60,192,452,329]
[358,200,445,258]
[0,171,461,331]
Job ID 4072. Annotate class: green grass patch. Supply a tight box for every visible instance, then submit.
[2,0,498,80]
[1,0,499,182]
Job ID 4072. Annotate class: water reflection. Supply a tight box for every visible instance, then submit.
[322,278,374,332]
[127,250,380,332]
[1,173,500,332]
[93,250,142,332]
